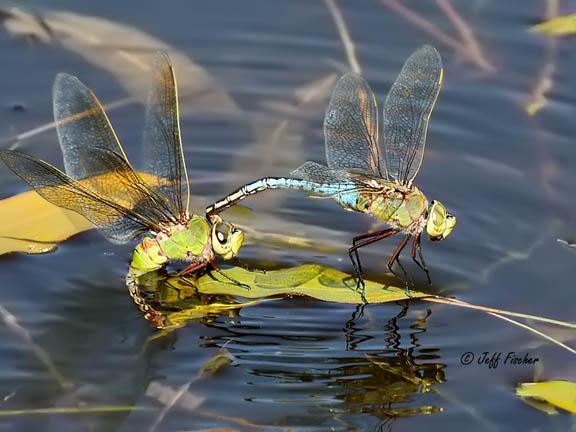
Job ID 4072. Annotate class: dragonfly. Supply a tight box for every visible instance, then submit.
[206,45,456,299]
[0,52,244,284]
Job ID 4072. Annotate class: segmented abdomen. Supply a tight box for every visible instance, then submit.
[206,177,359,213]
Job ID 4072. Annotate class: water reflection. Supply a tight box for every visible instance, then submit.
[127,272,446,429]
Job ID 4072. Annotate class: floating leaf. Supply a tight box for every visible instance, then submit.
[0,189,90,255]
[530,14,576,36]
[0,171,162,255]
[516,381,576,414]
[131,264,422,335]
[171,263,427,303]
[200,349,234,378]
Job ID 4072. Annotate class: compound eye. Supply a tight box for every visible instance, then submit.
[214,223,230,244]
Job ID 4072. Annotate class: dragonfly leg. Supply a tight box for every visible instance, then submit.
[349,228,400,303]
[231,257,266,274]
[386,235,414,297]
[351,229,395,282]
[410,233,431,284]
[174,275,200,295]
[212,266,251,290]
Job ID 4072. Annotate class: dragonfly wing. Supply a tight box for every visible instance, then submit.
[75,147,177,226]
[290,161,350,184]
[53,73,128,181]
[142,51,189,217]
[381,45,443,185]
[323,73,380,174]
[0,149,153,244]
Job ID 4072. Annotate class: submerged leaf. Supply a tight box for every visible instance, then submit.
[174,263,427,303]
[146,382,205,412]
[530,15,576,36]
[0,7,240,117]
[0,405,150,417]
[516,381,576,414]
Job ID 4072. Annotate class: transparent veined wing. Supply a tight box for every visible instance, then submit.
[323,73,381,174]
[290,161,351,184]
[142,51,189,218]
[53,73,128,181]
[0,148,175,243]
[381,45,443,186]
[290,161,383,200]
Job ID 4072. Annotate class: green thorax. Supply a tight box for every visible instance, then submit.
[129,215,211,277]
[363,184,428,229]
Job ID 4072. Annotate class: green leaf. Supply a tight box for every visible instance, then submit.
[173,263,427,304]
[530,14,576,36]
[200,349,234,378]
[133,264,422,340]
[516,381,576,414]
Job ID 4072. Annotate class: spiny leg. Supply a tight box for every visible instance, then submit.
[347,247,365,301]
[230,257,266,274]
[213,268,251,289]
[349,229,399,303]
[179,261,209,276]
[174,275,200,296]
[386,235,413,297]
[180,260,250,290]
[210,261,251,290]
[351,229,395,280]
[410,233,431,284]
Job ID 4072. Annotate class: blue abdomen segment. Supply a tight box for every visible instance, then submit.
[206,177,360,213]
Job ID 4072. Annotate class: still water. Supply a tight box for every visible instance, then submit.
[0,1,575,431]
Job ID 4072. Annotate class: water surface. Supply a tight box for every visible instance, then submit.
[0,1,575,431]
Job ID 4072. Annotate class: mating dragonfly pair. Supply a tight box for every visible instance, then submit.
[0,45,455,303]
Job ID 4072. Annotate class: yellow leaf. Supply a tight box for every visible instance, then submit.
[516,381,576,414]
[0,190,91,255]
[530,14,576,36]
[0,171,163,255]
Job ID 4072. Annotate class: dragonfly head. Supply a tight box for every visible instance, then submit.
[210,217,244,260]
[426,200,456,241]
